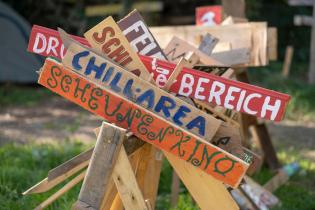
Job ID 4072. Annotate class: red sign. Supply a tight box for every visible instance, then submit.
[28,25,291,121]
[139,55,291,121]
[38,58,248,188]
[196,5,222,26]
[28,25,90,59]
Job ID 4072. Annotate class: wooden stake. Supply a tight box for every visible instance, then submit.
[34,171,86,210]
[112,146,148,210]
[308,0,315,84]
[73,122,126,210]
[170,170,181,207]
[282,46,294,78]
[165,152,239,210]
[250,123,281,170]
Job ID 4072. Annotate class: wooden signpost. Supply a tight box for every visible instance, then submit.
[23,7,293,209]
[288,0,315,84]
[117,9,168,60]
[28,26,261,165]
[83,16,151,79]
[140,54,291,121]
[38,58,249,188]
[28,25,291,122]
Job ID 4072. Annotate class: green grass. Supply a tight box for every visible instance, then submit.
[0,142,88,209]
[0,142,314,210]
[0,85,53,107]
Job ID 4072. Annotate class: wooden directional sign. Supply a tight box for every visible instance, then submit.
[28,25,90,59]
[140,55,291,121]
[117,9,167,60]
[62,41,220,141]
[38,58,249,188]
[27,26,245,162]
[83,16,151,80]
[28,26,291,121]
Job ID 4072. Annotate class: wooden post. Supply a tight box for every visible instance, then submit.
[221,0,246,18]
[112,146,148,210]
[165,152,239,210]
[72,122,126,210]
[282,46,294,78]
[250,123,280,170]
[309,0,315,84]
[170,171,181,207]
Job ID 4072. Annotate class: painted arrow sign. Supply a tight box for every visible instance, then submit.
[38,58,249,188]
[27,25,290,121]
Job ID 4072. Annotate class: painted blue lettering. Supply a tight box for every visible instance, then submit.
[186,116,205,136]
[154,96,176,118]
[85,57,106,79]
[109,72,122,93]
[72,51,90,71]
[102,66,114,82]
[173,106,191,126]
[136,89,155,109]
[123,79,135,100]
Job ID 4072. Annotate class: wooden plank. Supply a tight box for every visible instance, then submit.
[197,31,250,66]
[73,122,126,209]
[164,36,223,65]
[211,48,251,66]
[62,40,221,142]
[34,171,86,210]
[105,144,161,210]
[149,22,268,66]
[83,16,151,80]
[85,2,163,17]
[264,162,299,192]
[101,145,146,210]
[282,46,294,78]
[23,135,145,195]
[170,170,181,207]
[117,9,167,60]
[112,146,148,210]
[240,176,279,210]
[288,0,313,6]
[38,58,248,188]
[23,149,92,195]
[140,53,291,121]
[164,151,239,210]
[267,27,278,61]
[250,123,281,170]
[251,22,268,66]
[48,148,93,181]
[133,145,162,210]
[198,33,219,55]
[149,24,251,50]
[222,0,246,18]
[309,0,315,84]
